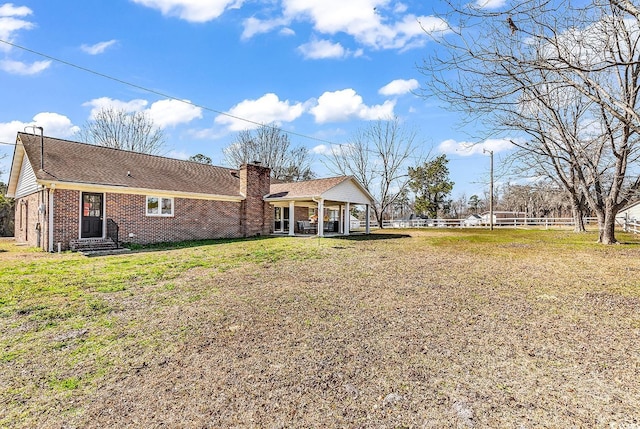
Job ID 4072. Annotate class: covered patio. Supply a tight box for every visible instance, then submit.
[265,176,373,237]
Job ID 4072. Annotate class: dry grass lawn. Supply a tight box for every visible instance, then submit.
[1,229,640,428]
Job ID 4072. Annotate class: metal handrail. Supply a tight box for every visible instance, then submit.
[106,218,119,248]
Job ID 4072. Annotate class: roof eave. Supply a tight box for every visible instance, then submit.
[5,139,25,198]
[39,180,244,202]
[263,195,320,202]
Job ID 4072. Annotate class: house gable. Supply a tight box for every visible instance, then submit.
[14,153,39,199]
[321,178,373,204]
[618,201,640,220]
[6,140,25,198]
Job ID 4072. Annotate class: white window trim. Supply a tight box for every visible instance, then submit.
[146,196,174,217]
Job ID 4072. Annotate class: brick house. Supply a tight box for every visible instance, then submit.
[5,132,373,251]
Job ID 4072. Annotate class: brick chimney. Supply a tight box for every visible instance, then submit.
[239,163,272,236]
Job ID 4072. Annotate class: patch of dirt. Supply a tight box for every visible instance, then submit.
[3,230,640,428]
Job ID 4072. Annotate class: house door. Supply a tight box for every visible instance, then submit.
[273,207,289,232]
[81,193,103,238]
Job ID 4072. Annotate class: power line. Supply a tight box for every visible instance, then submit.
[0,38,340,147]
[0,39,481,165]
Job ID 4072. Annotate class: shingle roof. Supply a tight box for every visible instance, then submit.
[18,132,242,197]
[266,176,350,199]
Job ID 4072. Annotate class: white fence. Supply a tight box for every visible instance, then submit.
[354,217,601,230]
[624,220,640,234]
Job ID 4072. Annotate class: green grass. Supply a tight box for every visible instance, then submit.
[1,230,640,428]
[0,236,328,383]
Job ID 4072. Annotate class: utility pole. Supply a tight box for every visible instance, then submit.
[483,149,494,231]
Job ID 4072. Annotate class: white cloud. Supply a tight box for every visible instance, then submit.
[0,3,34,53]
[0,16,32,43]
[214,93,305,131]
[83,97,202,128]
[131,0,243,23]
[438,138,514,156]
[394,3,408,13]
[166,149,190,160]
[379,78,418,96]
[310,88,395,123]
[240,0,450,52]
[280,0,450,51]
[0,4,51,76]
[146,99,202,128]
[297,38,348,59]
[0,59,50,75]
[474,0,507,9]
[83,97,149,118]
[81,39,117,55]
[311,143,351,156]
[241,16,287,39]
[311,144,330,155]
[0,3,32,16]
[0,112,79,143]
[32,112,80,137]
[0,120,27,143]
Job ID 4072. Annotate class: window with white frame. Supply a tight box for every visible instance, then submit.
[146,196,174,216]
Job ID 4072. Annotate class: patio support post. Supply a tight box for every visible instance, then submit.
[317,199,324,237]
[344,202,350,236]
[365,204,371,234]
[288,201,295,236]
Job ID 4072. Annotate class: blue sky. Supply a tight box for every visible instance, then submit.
[0,0,515,198]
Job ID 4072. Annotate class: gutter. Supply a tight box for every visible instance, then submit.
[48,186,54,252]
[36,180,244,203]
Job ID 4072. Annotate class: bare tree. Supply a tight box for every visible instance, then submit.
[421,0,640,243]
[223,124,314,181]
[324,117,419,227]
[450,192,468,218]
[76,108,165,154]
[497,182,576,219]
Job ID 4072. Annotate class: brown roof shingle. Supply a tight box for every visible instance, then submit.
[266,176,349,199]
[19,132,242,197]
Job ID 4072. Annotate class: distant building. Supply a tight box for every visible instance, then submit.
[463,214,482,226]
[480,211,526,225]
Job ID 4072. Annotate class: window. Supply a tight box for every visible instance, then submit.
[146,196,174,216]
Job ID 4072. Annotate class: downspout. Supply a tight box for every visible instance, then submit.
[48,186,54,252]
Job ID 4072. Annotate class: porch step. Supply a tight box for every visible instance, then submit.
[70,238,118,252]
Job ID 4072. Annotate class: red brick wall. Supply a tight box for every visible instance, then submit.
[48,190,249,250]
[52,189,80,251]
[105,194,243,246]
[14,191,46,249]
[240,163,272,236]
[30,164,276,250]
[294,206,309,223]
